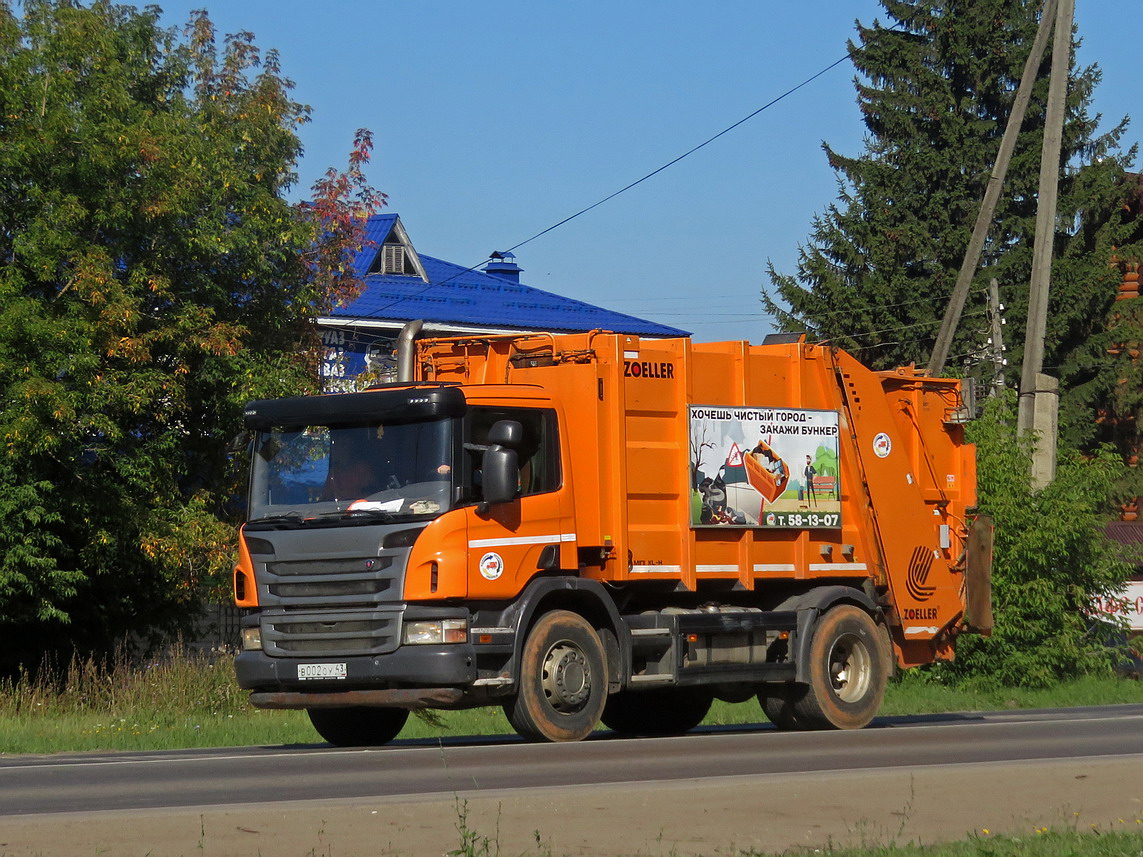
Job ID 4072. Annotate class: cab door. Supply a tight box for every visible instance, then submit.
[462,404,573,598]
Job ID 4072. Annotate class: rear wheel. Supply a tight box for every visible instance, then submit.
[505,610,607,742]
[791,604,886,730]
[601,688,713,736]
[306,706,409,746]
[757,684,804,730]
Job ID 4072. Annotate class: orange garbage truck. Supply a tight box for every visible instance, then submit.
[234,330,993,744]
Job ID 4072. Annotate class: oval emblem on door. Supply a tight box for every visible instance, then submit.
[478,552,504,580]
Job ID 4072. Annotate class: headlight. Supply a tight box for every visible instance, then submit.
[382,528,423,549]
[241,627,263,651]
[402,618,467,645]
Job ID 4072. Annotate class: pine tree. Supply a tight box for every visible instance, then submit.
[763,0,1138,381]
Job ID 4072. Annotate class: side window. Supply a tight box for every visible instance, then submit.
[463,407,560,501]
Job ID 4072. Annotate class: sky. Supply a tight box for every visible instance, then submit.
[149,1,1142,343]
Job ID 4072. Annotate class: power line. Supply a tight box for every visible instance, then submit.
[501,54,853,258]
[614,293,950,314]
[774,293,953,322]
[366,49,857,318]
[654,313,773,320]
[808,310,987,344]
[846,339,912,354]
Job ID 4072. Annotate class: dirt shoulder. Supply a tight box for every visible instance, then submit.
[2,756,1141,857]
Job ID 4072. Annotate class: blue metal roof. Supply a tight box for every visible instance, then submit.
[328,214,689,338]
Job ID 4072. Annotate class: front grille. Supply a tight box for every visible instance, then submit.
[257,554,401,609]
[268,579,393,600]
[261,608,401,657]
[266,557,394,577]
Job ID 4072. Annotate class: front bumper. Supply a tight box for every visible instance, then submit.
[235,642,477,694]
[235,603,478,706]
[249,685,467,710]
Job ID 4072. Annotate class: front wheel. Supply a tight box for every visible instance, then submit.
[790,604,886,730]
[306,706,409,747]
[505,610,607,742]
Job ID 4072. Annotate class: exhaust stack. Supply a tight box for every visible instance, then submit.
[396,319,425,382]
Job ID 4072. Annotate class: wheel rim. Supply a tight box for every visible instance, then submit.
[541,641,592,713]
[828,632,872,703]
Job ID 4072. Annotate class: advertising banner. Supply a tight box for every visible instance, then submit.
[689,405,842,528]
[1091,580,1143,633]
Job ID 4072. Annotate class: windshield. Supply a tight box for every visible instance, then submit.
[248,418,454,524]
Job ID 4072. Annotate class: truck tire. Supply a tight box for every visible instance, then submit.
[757,685,804,730]
[505,610,607,742]
[306,706,409,747]
[791,604,886,730]
[600,688,713,736]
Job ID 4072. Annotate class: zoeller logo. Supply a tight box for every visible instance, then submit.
[906,546,937,602]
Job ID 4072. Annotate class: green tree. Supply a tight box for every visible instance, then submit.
[947,392,1131,686]
[0,0,379,666]
[763,0,1138,379]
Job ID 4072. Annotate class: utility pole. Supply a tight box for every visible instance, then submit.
[987,278,1006,395]
[926,0,1058,377]
[1018,0,1073,491]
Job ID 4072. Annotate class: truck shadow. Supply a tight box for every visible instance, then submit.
[285,710,992,751]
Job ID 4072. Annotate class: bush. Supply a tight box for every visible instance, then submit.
[943,392,1133,687]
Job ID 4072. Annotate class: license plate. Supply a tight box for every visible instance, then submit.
[297,662,347,681]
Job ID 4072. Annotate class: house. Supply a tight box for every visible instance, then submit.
[315,214,689,389]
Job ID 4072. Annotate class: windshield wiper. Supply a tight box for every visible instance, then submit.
[247,508,408,529]
[319,508,398,523]
[246,512,309,529]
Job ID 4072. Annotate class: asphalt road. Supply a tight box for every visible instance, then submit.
[2,705,1142,856]
[2,704,1142,814]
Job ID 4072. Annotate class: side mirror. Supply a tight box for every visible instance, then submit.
[227,430,253,457]
[488,419,523,447]
[481,446,519,506]
[480,420,522,507]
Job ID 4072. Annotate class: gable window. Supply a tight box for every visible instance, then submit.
[382,244,406,275]
[363,218,429,282]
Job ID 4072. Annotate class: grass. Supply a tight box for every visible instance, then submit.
[0,647,518,754]
[873,670,1143,715]
[1,648,1141,755]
